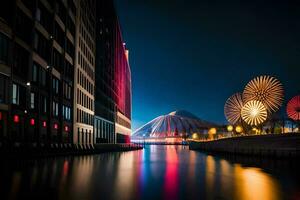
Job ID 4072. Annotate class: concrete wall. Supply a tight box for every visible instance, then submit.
[189,133,300,158]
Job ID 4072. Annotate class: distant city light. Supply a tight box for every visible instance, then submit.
[26,82,31,86]
[54,123,58,130]
[42,121,47,128]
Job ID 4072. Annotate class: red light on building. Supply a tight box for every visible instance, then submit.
[30,118,35,126]
[42,121,47,128]
[0,112,2,120]
[54,123,58,129]
[64,125,69,132]
[13,115,20,123]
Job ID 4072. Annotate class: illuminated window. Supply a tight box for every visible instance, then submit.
[12,84,19,105]
[52,78,59,94]
[52,101,59,117]
[30,92,35,109]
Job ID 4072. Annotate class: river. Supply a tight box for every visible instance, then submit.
[0,145,299,200]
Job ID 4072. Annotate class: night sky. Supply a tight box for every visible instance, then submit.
[114,0,300,131]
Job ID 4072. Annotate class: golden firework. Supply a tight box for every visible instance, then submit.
[243,75,284,113]
[224,93,244,125]
[241,100,267,126]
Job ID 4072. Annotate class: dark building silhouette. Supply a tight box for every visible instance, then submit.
[95,0,131,144]
[0,0,77,146]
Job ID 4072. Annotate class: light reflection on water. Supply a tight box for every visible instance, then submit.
[0,145,299,200]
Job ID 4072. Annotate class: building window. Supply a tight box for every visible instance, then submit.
[14,44,29,79]
[35,8,41,22]
[52,78,59,94]
[53,22,65,48]
[53,49,63,71]
[62,105,71,120]
[0,33,9,64]
[30,92,35,109]
[52,101,59,117]
[63,82,71,99]
[34,31,50,61]
[40,68,46,86]
[16,8,32,44]
[36,2,52,33]
[12,84,19,105]
[32,64,38,82]
[0,75,7,103]
[41,95,47,113]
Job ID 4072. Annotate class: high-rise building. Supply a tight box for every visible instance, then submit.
[0,0,76,146]
[73,0,96,148]
[0,0,130,147]
[94,0,131,144]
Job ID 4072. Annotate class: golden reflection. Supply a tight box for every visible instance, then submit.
[188,150,196,179]
[205,155,216,199]
[219,159,232,196]
[70,156,94,198]
[114,152,137,200]
[233,164,281,200]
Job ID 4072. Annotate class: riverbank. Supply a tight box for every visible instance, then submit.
[0,143,143,158]
[189,133,300,158]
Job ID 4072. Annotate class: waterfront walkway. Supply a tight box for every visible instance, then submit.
[189,133,300,158]
[0,143,143,158]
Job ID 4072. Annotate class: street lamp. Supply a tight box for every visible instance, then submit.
[227,125,233,137]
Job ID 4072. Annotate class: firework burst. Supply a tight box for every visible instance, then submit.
[287,95,300,121]
[224,93,244,125]
[243,75,284,113]
[241,100,267,126]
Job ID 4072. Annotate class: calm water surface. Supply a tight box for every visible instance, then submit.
[0,145,299,200]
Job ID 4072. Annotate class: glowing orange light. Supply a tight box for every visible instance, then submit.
[13,115,19,123]
[235,126,243,133]
[192,133,198,140]
[208,128,217,135]
[227,125,233,132]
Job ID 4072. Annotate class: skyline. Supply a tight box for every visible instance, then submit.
[114,0,300,130]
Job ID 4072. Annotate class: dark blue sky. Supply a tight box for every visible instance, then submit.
[114,0,300,131]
